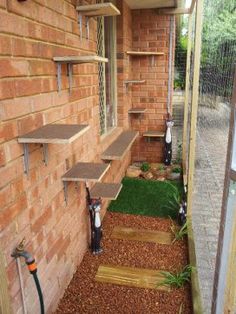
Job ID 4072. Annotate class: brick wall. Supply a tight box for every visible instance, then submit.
[116,7,174,162]
[0,1,173,313]
[0,1,130,313]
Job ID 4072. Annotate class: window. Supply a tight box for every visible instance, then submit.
[97,3,117,135]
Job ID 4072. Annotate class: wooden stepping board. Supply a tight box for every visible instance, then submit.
[90,183,122,200]
[101,131,139,160]
[111,226,172,245]
[62,162,110,182]
[95,265,170,291]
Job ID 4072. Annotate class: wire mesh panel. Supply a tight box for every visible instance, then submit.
[186,0,236,312]
[97,8,106,135]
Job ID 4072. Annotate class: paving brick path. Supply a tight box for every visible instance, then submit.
[192,104,230,314]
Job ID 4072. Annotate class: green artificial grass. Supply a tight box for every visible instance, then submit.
[108,177,183,219]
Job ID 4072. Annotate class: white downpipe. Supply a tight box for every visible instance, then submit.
[16,258,27,314]
[167,16,174,115]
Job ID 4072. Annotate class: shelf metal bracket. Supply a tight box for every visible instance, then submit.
[42,144,49,166]
[151,56,155,67]
[86,17,90,39]
[67,63,73,93]
[23,143,29,175]
[56,63,62,91]
[78,14,83,40]
[63,181,68,205]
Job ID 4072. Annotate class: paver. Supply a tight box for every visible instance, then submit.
[192,104,230,313]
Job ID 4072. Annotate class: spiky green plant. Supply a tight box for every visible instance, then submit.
[158,265,195,289]
[170,220,188,243]
[161,183,181,213]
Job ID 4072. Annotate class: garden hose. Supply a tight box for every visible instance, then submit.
[12,239,45,314]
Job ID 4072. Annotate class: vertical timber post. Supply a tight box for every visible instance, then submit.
[0,247,11,314]
[187,0,203,215]
[182,13,193,184]
[186,0,204,313]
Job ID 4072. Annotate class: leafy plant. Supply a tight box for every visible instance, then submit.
[159,165,165,172]
[161,183,181,213]
[170,220,188,243]
[172,166,182,174]
[174,141,182,164]
[174,78,185,90]
[141,162,150,172]
[158,265,195,289]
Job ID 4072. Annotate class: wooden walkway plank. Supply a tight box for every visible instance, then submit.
[111,226,173,245]
[95,265,170,291]
[90,183,122,200]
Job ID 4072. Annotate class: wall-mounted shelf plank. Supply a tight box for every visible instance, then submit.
[18,124,90,175]
[62,162,110,182]
[124,80,146,91]
[101,131,139,161]
[124,80,146,85]
[143,131,165,138]
[128,108,147,114]
[76,3,120,17]
[53,55,108,64]
[18,124,90,144]
[53,55,108,92]
[126,51,164,56]
[90,183,122,200]
[76,3,120,40]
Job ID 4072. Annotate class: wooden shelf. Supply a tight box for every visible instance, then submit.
[90,183,122,200]
[62,162,110,182]
[124,80,146,84]
[18,124,90,175]
[126,51,164,56]
[53,55,108,92]
[18,124,90,144]
[143,131,165,138]
[128,108,147,114]
[53,55,108,64]
[101,131,139,160]
[76,3,120,17]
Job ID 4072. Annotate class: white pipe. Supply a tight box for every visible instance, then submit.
[167,16,174,115]
[16,258,27,314]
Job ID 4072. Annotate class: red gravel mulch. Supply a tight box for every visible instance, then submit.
[55,212,193,314]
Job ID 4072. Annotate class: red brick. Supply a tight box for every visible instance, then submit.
[0,59,29,78]
[29,60,55,76]
[1,97,32,121]
[31,205,52,233]
[0,184,11,208]
[17,113,44,135]
[0,11,28,37]
[0,145,6,167]
[0,121,18,143]
[14,78,43,97]
[46,235,62,262]
[57,235,71,260]
[0,35,12,55]
[10,177,24,200]
[0,159,24,189]
[0,193,27,229]
[0,80,15,100]
[0,0,6,8]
